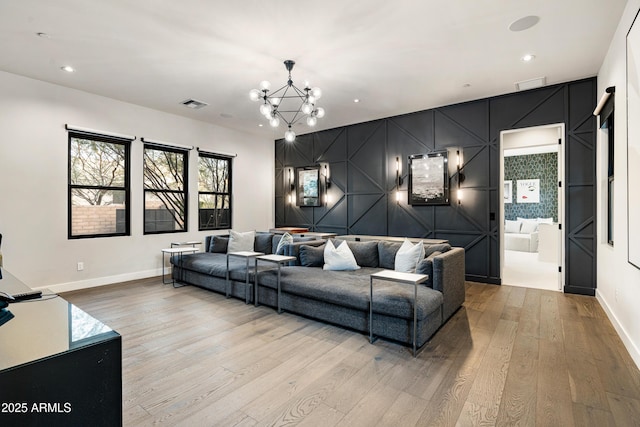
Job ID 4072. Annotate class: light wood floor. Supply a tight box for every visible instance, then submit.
[62,278,640,426]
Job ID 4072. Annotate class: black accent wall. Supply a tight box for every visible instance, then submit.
[275,78,597,295]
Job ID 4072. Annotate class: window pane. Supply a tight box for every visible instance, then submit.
[145,191,186,232]
[144,148,185,190]
[71,138,125,187]
[199,194,231,229]
[199,157,229,192]
[70,189,127,236]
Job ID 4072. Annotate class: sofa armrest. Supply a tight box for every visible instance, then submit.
[283,239,326,265]
[529,232,539,252]
[432,247,465,321]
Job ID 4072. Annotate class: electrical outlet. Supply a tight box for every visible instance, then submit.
[77,262,84,271]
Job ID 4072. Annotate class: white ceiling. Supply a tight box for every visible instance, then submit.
[0,0,627,138]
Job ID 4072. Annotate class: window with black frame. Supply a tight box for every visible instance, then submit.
[68,130,131,239]
[198,151,232,230]
[595,87,615,246]
[143,142,188,234]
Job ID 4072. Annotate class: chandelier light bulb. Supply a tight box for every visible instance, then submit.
[311,87,322,99]
[259,80,271,91]
[270,116,280,127]
[307,95,316,104]
[302,102,313,115]
[271,97,281,106]
[259,103,271,116]
[306,116,317,127]
[285,129,296,142]
[303,80,311,89]
[315,107,325,118]
[249,89,261,102]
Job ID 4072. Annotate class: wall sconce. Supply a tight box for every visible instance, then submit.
[456,150,466,204]
[395,156,404,203]
[288,167,295,204]
[322,163,331,206]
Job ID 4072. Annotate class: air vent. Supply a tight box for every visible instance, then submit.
[180,99,208,109]
[515,77,546,91]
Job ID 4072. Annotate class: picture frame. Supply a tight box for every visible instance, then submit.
[296,166,321,207]
[408,152,449,205]
[504,180,513,204]
[516,179,540,203]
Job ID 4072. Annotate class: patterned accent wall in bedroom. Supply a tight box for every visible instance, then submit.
[504,152,558,221]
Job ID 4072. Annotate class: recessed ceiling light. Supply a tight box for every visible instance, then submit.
[509,15,540,32]
[36,32,51,39]
[521,54,536,62]
[258,123,263,127]
[354,99,360,103]
[60,65,75,73]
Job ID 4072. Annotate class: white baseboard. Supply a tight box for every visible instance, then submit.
[596,290,640,370]
[34,268,163,294]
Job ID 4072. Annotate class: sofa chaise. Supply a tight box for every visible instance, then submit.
[171,232,465,349]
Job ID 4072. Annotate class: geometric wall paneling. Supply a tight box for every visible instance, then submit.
[347,123,386,193]
[489,86,564,135]
[348,194,387,236]
[567,134,596,183]
[387,110,434,147]
[435,101,488,145]
[314,127,347,163]
[457,145,490,188]
[273,77,598,293]
[434,106,487,149]
[387,202,435,239]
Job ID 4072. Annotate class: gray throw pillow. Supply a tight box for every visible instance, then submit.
[423,243,451,257]
[299,244,325,267]
[378,241,403,269]
[346,241,379,268]
[254,233,274,254]
[209,236,229,253]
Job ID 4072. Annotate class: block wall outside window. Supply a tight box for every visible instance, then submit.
[68,133,131,238]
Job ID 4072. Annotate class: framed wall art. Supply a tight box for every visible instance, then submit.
[408,152,449,205]
[296,166,321,207]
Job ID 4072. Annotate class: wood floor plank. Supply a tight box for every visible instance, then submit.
[60,278,640,426]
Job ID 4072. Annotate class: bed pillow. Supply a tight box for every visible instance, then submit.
[227,230,256,252]
[537,217,554,224]
[323,240,360,271]
[505,220,522,234]
[520,221,539,234]
[395,239,425,273]
[275,232,293,255]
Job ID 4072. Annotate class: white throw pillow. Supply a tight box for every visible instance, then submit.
[395,239,425,273]
[505,220,522,234]
[275,232,293,255]
[227,230,256,252]
[520,221,538,234]
[537,217,554,224]
[323,240,360,271]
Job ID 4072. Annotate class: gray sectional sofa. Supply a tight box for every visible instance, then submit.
[171,232,465,349]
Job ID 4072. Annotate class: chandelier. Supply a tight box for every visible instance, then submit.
[250,60,325,142]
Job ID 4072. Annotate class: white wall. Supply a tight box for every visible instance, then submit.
[597,0,640,369]
[0,71,274,292]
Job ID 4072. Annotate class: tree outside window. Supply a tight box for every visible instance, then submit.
[198,153,232,230]
[68,134,130,238]
[143,145,188,234]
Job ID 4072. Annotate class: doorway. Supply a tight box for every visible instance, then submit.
[500,124,564,291]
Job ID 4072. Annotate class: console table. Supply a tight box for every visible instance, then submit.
[369,269,428,357]
[226,251,264,303]
[254,254,296,313]
[0,269,122,426]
